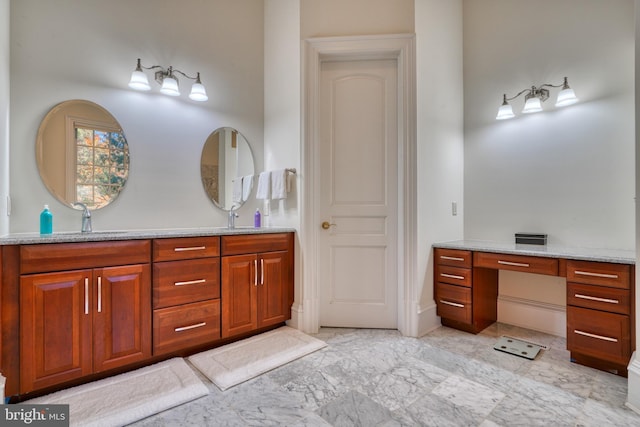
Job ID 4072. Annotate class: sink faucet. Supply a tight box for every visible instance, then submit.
[228,206,239,229]
[73,202,92,233]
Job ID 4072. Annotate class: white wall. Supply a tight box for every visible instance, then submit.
[464,0,635,250]
[9,0,264,233]
[415,0,464,334]
[0,0,9,236]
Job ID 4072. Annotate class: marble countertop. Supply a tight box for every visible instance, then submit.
[0,226,296,245]
[433,239,636,265]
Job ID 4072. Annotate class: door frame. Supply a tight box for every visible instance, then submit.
[300,34,418,336]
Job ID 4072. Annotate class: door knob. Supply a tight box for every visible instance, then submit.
[321,221,336,230]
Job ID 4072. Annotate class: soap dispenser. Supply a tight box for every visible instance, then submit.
[254,209,261,228]
[40,205,53,235]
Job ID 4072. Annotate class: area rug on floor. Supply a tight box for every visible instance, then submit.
[493,335,544,360]
[188,326,328,390]
[24,357,209,427]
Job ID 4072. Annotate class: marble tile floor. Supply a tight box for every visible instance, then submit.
[132,324,640,426]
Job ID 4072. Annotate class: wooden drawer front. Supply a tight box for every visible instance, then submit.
[221,233,291,256]
[567,283,630,315]
[153,258,220,308]
[436,283,472,324]
[566,261,630,289]
[20,240,151,274]
[474,252,558,276]
[567,306,630,365]
[434,248,472,268]
[153,237,220,262]
[153,299,221,355]
[435,265,471,287]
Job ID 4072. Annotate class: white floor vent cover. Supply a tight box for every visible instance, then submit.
[493,336,545,360]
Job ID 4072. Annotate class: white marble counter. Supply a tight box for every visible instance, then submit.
[433,239,635,265]
[0,226,296,245]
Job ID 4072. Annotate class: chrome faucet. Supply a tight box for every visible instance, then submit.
[228,206,239,229]
[73,202,92,233]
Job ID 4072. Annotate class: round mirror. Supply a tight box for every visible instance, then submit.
[36,100,129,210]
[200,127,255,211]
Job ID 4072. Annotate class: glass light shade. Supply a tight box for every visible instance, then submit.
[189,82,208,101]
[555,87,578,107]
[128,70,151,91]
[160,76,180,96]
[496,103,515,120]
[522,97,543,114]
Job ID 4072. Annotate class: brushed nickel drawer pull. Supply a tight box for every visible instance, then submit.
[440,256,465,262]
[254,259,258,286]
[441,273,465,280]
[498,260,530,268]
[574,270,619,279]
[574,293,619,304]
[260,258,264,285]
[439,300,465,308]
[174,246,207,252]
[174,322,207,332]
[174,279,207,286]
[574,329,618,343]
[84,278,89,315]
[97,276,102,313]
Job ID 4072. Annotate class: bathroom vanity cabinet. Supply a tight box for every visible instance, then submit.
[0,230,295,398]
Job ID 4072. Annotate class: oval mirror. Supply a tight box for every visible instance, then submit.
[36,100,129,210]
[200,127,255,211]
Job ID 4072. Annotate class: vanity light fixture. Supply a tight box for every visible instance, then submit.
[496,77,578,120]
[128,58,208,102]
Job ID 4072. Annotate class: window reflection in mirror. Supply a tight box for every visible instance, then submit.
[36,100,130,210]
[201,127,255,211]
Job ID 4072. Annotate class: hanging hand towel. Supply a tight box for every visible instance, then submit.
[256,171,271,200]
[271,169,288,200]
[242,175,254,201]
[232,177,243,203]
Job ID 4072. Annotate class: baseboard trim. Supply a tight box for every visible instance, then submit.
[498,295,566,337]
[417,302,440,337]
[626,351,640,415]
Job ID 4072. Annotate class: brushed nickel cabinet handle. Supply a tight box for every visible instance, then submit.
[174,322,207,332]
[174,246,206,252]
[254,259,258,286]
[174,279,207,286]
[498,260,530,268]
[440,256,464,262]
[574,329,618,343]
[440,273,465,280]
[261,258,264,285]
[84,278,89,315]
[439,300,465,308]
[97,276,102,313]
[574,270,619,279]
[574,294,619,304]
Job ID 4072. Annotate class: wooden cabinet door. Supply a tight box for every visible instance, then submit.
[221,254,258,338]
[20,270,93,393]
[93,264,151,372]
[258,251,290,328]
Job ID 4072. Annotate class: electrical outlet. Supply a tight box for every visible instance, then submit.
[452,201,457,216]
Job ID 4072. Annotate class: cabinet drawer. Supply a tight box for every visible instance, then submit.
[435,283,471,324]
[567,306,630,365]
[435,265,471,287]
[567,283,630,315]
[153,299,221,355]
[153,237,220,262]
[221,233,291,256]
[566,261,631,289]
[434,248,472,268]
[474,252,558,276]
[20,240,151,274]
[153,258,220,308]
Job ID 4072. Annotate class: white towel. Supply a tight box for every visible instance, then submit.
[242,175,253,201]
[232,177,243,203]
[256,171,271,200]
[271,169,288,200]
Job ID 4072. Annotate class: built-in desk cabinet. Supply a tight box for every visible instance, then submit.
[434,246,635,376]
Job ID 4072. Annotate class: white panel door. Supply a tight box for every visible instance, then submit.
[318,59,398,328]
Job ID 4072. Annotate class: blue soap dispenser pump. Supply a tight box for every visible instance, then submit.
[40,204,53,235]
